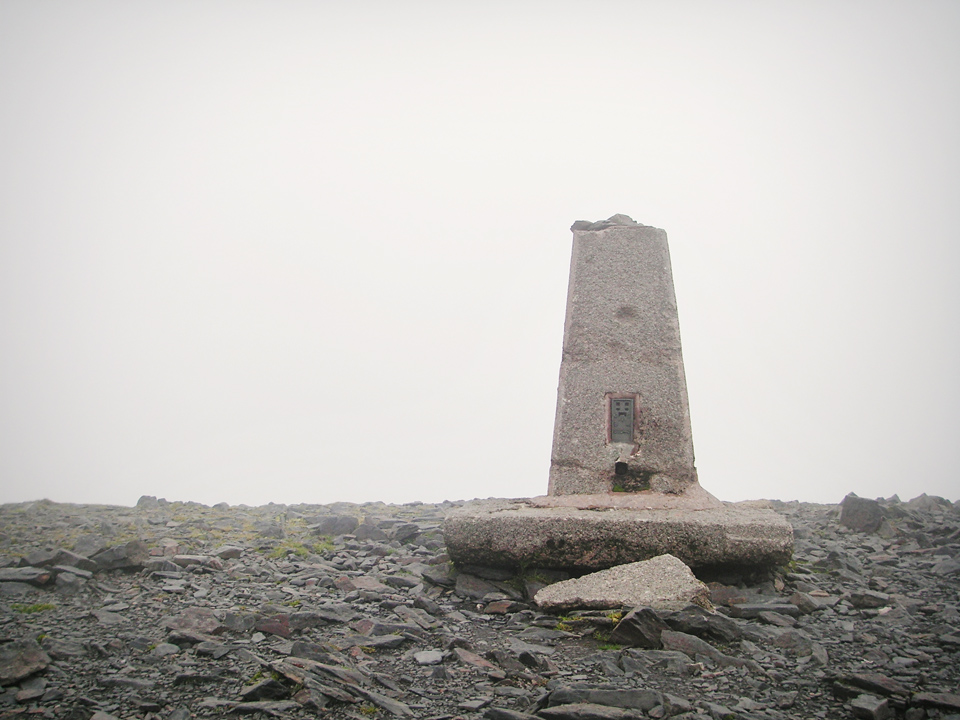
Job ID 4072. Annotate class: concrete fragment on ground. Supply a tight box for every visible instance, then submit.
[534,554,709,612]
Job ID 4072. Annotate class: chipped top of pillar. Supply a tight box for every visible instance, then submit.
[570,214,648,232]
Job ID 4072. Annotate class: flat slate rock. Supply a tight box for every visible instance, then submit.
[0,639,50,686]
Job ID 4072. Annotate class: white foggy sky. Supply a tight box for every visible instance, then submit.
[1,1,958,508]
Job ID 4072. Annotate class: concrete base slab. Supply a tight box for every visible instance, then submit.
[442,493,793,572]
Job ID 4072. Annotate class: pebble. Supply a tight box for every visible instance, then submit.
[0,493,956,719]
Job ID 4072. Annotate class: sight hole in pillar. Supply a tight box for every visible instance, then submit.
[611,466,653,493]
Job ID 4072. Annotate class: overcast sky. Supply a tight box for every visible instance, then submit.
[1,1,958,508]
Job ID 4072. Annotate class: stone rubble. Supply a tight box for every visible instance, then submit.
[0,492,955,720]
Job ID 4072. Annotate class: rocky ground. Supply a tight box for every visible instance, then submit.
[0,493,958,720]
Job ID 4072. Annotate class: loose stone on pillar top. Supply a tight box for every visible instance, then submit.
[548,214,697,497]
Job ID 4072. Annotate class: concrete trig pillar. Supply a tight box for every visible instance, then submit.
[548,214,698,496]
[441,214,793,572]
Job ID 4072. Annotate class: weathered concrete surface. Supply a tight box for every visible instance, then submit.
[531,484,722,511]
[534,554,709,612]
[442,496,794,572]
[549,216,697,496]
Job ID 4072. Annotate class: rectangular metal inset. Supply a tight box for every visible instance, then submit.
[610,398,634,443]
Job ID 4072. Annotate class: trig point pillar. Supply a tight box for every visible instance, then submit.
[441,214,794,573]
[549,214,697,496]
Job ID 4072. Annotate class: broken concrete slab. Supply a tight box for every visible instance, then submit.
[534,554,709,612]
[443,495,793,573]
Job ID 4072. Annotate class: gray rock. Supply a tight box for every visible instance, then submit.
[53,563,93,578]
[789,591,821,614]
[538,702,646,720]
[334,634,407,650]
[19,548,59,567]
[0,567,53,586]
[840,494,884,533]
[54,573,87,595]
[414,650,444,665]
[911,692,960,711]
[149,642,180,657]
[660,630,762,673]
[848,590,891,609]
[662,605,742,643]
[98,676,156,691]
[0,639,50,686]
[850,694,893,720]
[239,678,289,700]
[90,610,126,626]
[484,709,539,720]
[722,603,800,619]
[311,514,359,536]
[312,603,357,623]
[609,607,667,648]
[548,684,662,711]
[620,649,693,674]
[839,672,910,698]
[222,611,256,632]
[393,604,437,629]
[354,522,388,542]
[40,638,85,659]
[422,563,457,587]
[0,581,34,596]
[72,533,108,558]
[91,540,149,570]
[905,493,953,512]
[289,641,341,665]
[702,701,737,719]
[231,700,300,714]
[213,545,243,558]
[456,573,501,599]
[757,610,796,627]
[772,628,815,656]
[392,523,421,543]
[352,686,413,716]
[162,606,224,636]
[930,557,960,575]
[460,564,516,581]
